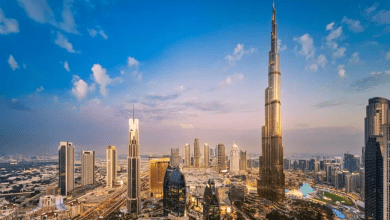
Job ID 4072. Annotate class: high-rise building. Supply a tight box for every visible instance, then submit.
[344,153,360,173]
[345,174,352,193]
[58,142,74,196]
[258,3,285,202]
[163,165,186,217]
[230,144,239,175]
[298,160,306,172]
[81,151,95,186]
[210,148,214,158]
[217,143,226,171]
[149,157,170,198]
[127,117,140,216]
[364,97,390,220]
[203,179,220,220]
[106,145,117,188]
[204,143,209,168]
[171,148,180,168]
[185,143,190,167]
[240,150,247,172]
[194,138,200,168]
[335,171,343,190]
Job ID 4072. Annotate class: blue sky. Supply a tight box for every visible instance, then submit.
[1,0,390,157]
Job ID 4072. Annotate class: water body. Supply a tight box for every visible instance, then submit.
[332,209,346,219]
[285,182,314,198]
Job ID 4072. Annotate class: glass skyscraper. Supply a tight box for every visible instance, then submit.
[163,165,186,217]
[58,141,74,196]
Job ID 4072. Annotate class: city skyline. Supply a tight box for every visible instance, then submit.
[1,0,390,157]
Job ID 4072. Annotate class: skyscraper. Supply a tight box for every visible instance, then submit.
[163,165,186,217]
[194,138,200,168]
[240,150,247,172]
[203,179,220,220]
[364,97,390,220]
[149,157,170,198]
[171,148,180,168]
[106,145,117,188]
[204,143,209,168]
[58,142,74,196]
[185,143,190,167]
[258,3,285,202]
[127,116,140,216]
[217,143,226,171]
[344,153,360,173]
[230,144,239,175]
[81,151,95,186]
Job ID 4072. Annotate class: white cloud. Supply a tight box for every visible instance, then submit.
[349,52,360,63]
[53,95,58,102]
[36,86,44,92]
[338,65,346,77]
[308,64,318,71]
[366,3,379,15]
[317,54,327,68]
[326,22,335,31]
[386,51,390,60]
[11,98,17,103]
[371,70,390,75]
[17,0,56,25]
[293,34,315,59]
[58,0,79,34]
[54,31,78,53]
[98,30,108,39]
[127,57,139,67]
[23,64,26,69]
[71,75,94,100]
[332,47,346,58]
[8,55,19,71]
[341,16,364,33]
[225,43,255,65]
[88,27,108,39]
[0,8,19,35]
[277,39,287,51]
[91,64,122,97]
[326,26,342,42]
[87,28,97,37]
[218,72,244,88]
[371,9,390,24]
[63,61,70,72]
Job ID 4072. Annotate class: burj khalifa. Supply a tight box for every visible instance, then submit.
[257,2,285,202]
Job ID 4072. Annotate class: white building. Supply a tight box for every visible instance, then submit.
[229,144,240,175]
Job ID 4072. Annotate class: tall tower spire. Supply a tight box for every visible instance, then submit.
[258,2,285,202]
[127,111,140,216]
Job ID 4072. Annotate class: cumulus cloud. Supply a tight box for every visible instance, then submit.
[306,54,327,72]
[341,16,364,33]
[349,52,360,63]
[54,31,78,53]
[98,30,108,39]
[71,75,94,100]
[63,60,70,72]
[36,86,44,92]
[87,26,108,39]
[326,26,343,50]
[307,64,318,71]
[332,47,346,58]
[209,72,244,91]
[91,64,122,97]
[127,57,139,67]
[225,43,255,65]
[371,9,390,24]
[326,22,335,31]
[8,55,19,71]
[0,8,19,35]
[386,51,390,60]
[277,39,287,51]
[87,29,97,37]
[338,65,346,77]
[293,34,315,59]
[58,0,79,34]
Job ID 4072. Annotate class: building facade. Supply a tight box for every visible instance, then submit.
[217,143,226,171]
[127,117,141,216]
[258,3,285,202]
[81,151,95,185]
[203,179,220,220]
[240,150,247,172]
[58,142,74,196]
[171,148,180,168]
[106,145,117,188]
[194,138,200,168]
[185,143,191,167]
[163,166,186,217]
[230,144,239,175]
[149,157,170,198]
[204,143,210,168]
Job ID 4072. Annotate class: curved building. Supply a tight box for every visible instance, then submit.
[203,179,220,220]
[163,165,186,217]
[258,3,285,202]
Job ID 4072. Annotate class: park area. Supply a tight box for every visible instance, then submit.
[316,191,353,206]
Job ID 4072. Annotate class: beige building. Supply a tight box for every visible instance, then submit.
[81,151,95,185]
[185,143,191,167]
[106,146,117,188]
[149,157,170,198]
[204,143,209,168]
[194,138,200,168]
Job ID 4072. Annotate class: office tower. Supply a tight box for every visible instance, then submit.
[149,157,170,198]
[314,161,320,173]
[345,174,352,193]
[258,3,285,202]
[194,138,200,168]
[127,116,141,216]
[203,179,220,220]
[344,153,360,173]
[360,167,365,200]
[364,97,390,220]
[351,172,360,193]
[298,160,306,171]
[171,148,180,168]
[335,171,343,190]
[163,165,186,217]
[240,150,247,171]
[309,159,316,171]
[106,145,117,188]
[58,142,74,196]
[185,143,190,167]
[247,159,253,169]
[326,164,332,183]
[362,147,365,168]
[230,144,239,175]
[204,143,209,168]
[217,143,226,171]
[81,151,95,185]
[283,158,289,170]
[210,148,214,158]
